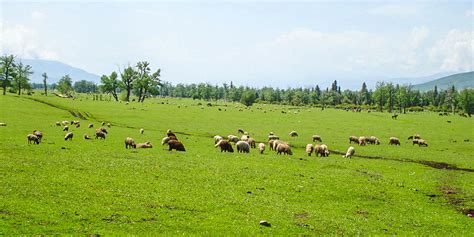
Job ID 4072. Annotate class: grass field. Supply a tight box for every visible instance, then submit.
[0,93,473,235]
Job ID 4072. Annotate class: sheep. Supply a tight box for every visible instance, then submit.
[268,132,274,136]
[268,139,275,151]
[268,135,279,140]
[408,134,421,140]
[389,137,400,145]
[343,146,355,158]
[312,135,322,142]
[368,136,380,145]
[33,130,43,142]
[101,122,105,126]
[95,131,106,139]
[140,128,144,135]
[167,139,186,151]
[238,129,245,134]
[358,136,366,146]
[247,138,256,148]
[84,134,91,140]
[63,125,69,131]
[258,143,265,154]
[215,139,234,152]
[106,123,111,128]
[273,140,288,151]
[0,122,6,126]
[136,141,153,148]
[61,121,69,126]
[392,114,398,119]
[27,134,40,144]
[417,139,428,147]
[305,144,314,156]
[161,136,172,145]
[349,136,359,144]
[55,121,61,126]
[97,128,108,134]
[88,123,94,128]
[125,137,136,149]
[236,141,250,153]
[276,143,292,155]
[64,132,73,141]
[75,123,80,128]
[241,135,250,142]
[412,139,420,145]
[289,131,298,137]
[315,144,330,157]
[228,135,240,143]
[214,135,223,144]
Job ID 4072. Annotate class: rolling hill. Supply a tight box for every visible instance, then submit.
[412,71,474,91]
[19,58,100,84]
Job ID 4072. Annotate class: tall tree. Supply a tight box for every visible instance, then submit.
[446,85,458,113]
[57,75,74,96]
[119,66,136,102]
[42,72,48,96]
[459,89,474,116]
[13,62,33,95]
[100,71,119,101]
[0,55,16,95]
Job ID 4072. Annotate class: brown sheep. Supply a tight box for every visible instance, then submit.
[389,137,400,145]
[125,137,136,149]
[368,136,380,145]
[268,139,275,151]
[136,142,153,148]
[166,129,176,137]
[417,139,428,147]
[315,144,330,157]
[215,140,234,152]
[358,136,366,146]
[84,134,91,140]
[33,130,43,142]
[247,138,256,148]
[305,144,314,156]
[63,125,69,131]
[214,135,223,144]
[312,135,322,142]
[27,134,40,144]
[95,131,106,139]
[343,146,355,158]
[64,132,73,141]
[258,143,265,154]
[349,136,359,144]
[167,140,185,151]
[276,143,292,155]
[97,128,108,134]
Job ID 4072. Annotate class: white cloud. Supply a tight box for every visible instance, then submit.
[31,10,45,21]
[0,21,58,60]
[368,4,419,17]
[429,29,474,71]
[466,10,474,17]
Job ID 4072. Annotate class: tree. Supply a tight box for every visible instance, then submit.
[57,75,74,96]
[119,66,136,102]
[373,81,387,112]
[459,89,474,116]
[134,61,150,102]
[42,72,48,96]
[446,85,458,113]
[0,54,16,95]
[13,62,33,95]
[74,80,97,93]
[240,89,256,106]
[100,71,120,101]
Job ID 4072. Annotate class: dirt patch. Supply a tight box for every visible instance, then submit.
[26,97,89,120]
[294,212,309,219]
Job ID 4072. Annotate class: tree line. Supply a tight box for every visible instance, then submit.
[1,54,473,115]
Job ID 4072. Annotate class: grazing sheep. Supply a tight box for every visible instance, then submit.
[268,135,279,140]
[247,138,256,148]
[258,143,265,154]
[389,137,400,145]
[236,141,250,153]
[95,131,106,139]
[27,134,40,144]
[140,128,144,134]
[107,123,111,128]
[97,128,108,134]
[412,139,419,145]
[166,129,176,138]
[88,123,94,128]
[417,139,428,147]
[0,123,6,126]
[349,136,359,144]
[228,135,240,143]
[358,136,366,146]
[392,114,398,119]
[61,121,69,126]
[241,135,250,142]
[408,134,421,140]
[75,123,80,128]
[289,131,298,137]
[55,121,61,126]
[84,134,91,140]
[368,136,380,145]
[315,144,330,157]
[305,144,314,156]
[343,146,355,158]
[214,135,223,144]
[63,126,69,131]
[238,129,245,134]
[268,139,275,151]
[161,136,171,145]
[101,122,105,126]
[64,132,73,141]
[215,140,234,152]
[136,142,153,148]
[125,137,136,149]
[312,135,322,142]
[276,143,293,155]
[33,130,43,142]
[167,140,186,151]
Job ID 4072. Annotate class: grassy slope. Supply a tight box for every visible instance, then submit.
[412,71,474,91]
[0,93,473,235]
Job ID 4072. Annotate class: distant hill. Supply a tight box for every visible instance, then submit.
[411,71,474,91]
[19,58,100,84]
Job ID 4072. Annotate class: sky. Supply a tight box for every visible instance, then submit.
[1,0,473,89]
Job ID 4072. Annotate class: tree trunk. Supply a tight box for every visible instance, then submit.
[44,82,47,96]
[126,86,131,101]
[2,79,6,95]
[18,81,21,95]
[112,92,118,101]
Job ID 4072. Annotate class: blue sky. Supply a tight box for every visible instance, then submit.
[1,0,473,89]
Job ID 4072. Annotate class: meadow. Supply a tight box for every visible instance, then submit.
[0,93,473,235]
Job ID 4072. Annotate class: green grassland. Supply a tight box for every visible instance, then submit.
[0,93,473,235]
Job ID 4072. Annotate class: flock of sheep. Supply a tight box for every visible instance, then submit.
[25,119,428,160]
